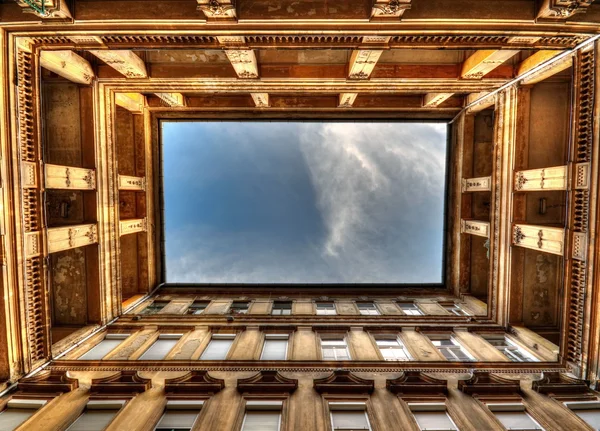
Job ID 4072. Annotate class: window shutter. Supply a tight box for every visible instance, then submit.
[78,338,126,360]
[413,411,456,430]
[156,410,199,429]
[0,409,36,431]
[68,411,118,431]
[242,411,280,431]
[331,411,370,430]
[139,338,179,360]
[200,339,234,360]
[494,412,541,430]
[261,339,288,360]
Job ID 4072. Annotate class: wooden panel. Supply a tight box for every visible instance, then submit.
[119,218,147,236]
[512,224,565,255]
[45,164,96,190]
[462,176,492,192]
[461,219,490,238]
[118,175,145,191]
[47,223,98,253]
[514,166,567,191]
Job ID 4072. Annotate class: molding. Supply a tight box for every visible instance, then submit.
[164,371,225,395]
[386,371,448,395]
[458,371,521,396]
[90,371,152,396]
[314,370,374,393]
[237,370,298,394]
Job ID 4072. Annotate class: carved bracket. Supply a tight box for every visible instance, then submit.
[386,371,448,396]
[165,371,225,395]
[314,370,374,394]
[237,371,298,394]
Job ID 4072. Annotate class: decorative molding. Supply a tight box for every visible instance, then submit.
[90,371,151,396]
[462,176,492,192]
[386,371,448,395]
[371,0,412,20]
[120,218,147,236]
[314,370,374,393]
[21,161,37,188]
[362,36,391,44]
[458,372,521,396]
[237,371,298,394]
[24,232,41,258]
[197,0,237,20]
[89,50,147,78]
[47,223,98,253]
[511,224,565,255]
[17,370,78,395]
[532,372,591,396]
[45,164,96,190]
[513,166,567,191]
[164,371,225,395]
[572,232,587,261]
[118,175,146,191]
[461,219,490,238]
[507,36,542,45]
[575,162,590,189]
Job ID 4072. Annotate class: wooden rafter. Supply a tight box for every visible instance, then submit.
[39,50,94,85]
[89,50,147,78]
[461,50,520,79]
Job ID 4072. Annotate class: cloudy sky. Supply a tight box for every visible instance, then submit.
[162,121,447,284]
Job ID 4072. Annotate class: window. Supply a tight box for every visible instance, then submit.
[375,338,411,361]
[271,302,292,316]
[329,402,371,431]
[409,404,457,431]
[483,336,538,362]
[397,302,423,316]
[67,401,125,431]
[357,303,380,316]
[241,401,282,431]
[78,334,129,360]
[430,336,474,361]
[140,301,169,315]
[316,302,337,315]
[321,338,351,360]
[138,334,181,360]
[200,334,235,360]
[186,301,209,315]
[155,401,203,431]
[487,404,543,430]
[441,303,469,316]
[230,301,250,315]
[565,401,600,430]
[261,335,289,360]
[0,399,46,431]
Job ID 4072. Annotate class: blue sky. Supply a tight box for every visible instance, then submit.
[162,121,447,283]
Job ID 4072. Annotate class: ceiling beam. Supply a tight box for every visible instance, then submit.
[224,50,259,79]
[39,50,94,85]
[348,50,383,80]
[461,50,520,79]
[89,50,147,78]
[115,93,145,113]
[339,93,358,108]
[465,92,495,113]
[251,93,270,108]
[154,93,186,107]
[516,50,572,85]
[423,93,454,107]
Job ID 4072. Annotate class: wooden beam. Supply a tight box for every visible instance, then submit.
[423,93,454,107]
[250,93,270,108]
[338,93,358,108]
[465,92,495,113]
[514,166,567,191]
[224,50,258,79]
[118,175,145,191]
[47,223,98,253]
[154,93,186,107]
[44,164,96,190]
[512,224,564,255]
[461,50,520,79]
[348,50,383,79]
[120,218,147,237]
[88,50,147,78]
[517,50,571,85]
[461,219,490,238]
[462,176,492,192]
[115,93,145,113]
[39,50,94,85]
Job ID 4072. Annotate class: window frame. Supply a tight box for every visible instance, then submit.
[374,336,412,361]
[320,336,351,361]
[154,400,204,431]
[482,335,539,362]
[240,400,284,431]
[407,402,458,431]
[356,302,381,316]
[397,302,424,316]
[428,335,475,362]
[486,403,545,431]
[229,301,250,315]
[199,333,237,360]
[77,333,130,360]
[260,334,290,361]
[140,300,170,315]
[564,400,600,430]
[316,302,337,316]
[186,301,210,315]
[328,402,373,431]
[138,333,182,361]
[66,400,126,431]
[271,301,292,316]
[0,399,47,431]
[440,302,470,316]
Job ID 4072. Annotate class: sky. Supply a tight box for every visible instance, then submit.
[162,121,447,284]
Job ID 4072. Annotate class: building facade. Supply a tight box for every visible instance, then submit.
[1,0,600,429]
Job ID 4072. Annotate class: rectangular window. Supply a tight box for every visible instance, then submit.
[187,301,210,315]
[140,300,169,315]
[272,302,292,316]
[316,302,337,315]
[441,303,469,316]
[78,334,129,360]
[483,336,538,362]
[409,404,457,431]
[565,401,600,430]
[321,338,351,360]
[242,401,282,431]
[200,334,235,360]
[230,301,250,315]
[155,401,203,431]
[430,336,474,361]
[376,338,411,361]
[398,302,423,316]
[329,402,371,431]
[138,334,181,360]
[261,335,289,360]
[0,400,46,431]
[487,404,543,430]
[357,303,380,316]
[67,401,125,431]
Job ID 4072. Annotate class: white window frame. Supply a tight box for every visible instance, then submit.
[200,333,236,360]
[357,302,380,316]
[483,336,539,362]
[408,403,458,431]
[141,300,170,315]
[429,336,475,362]
[78,333,129,360]
[486,403,545,430]
[271,302,292,316]
[0,399,46,431]
[138,334,182,360]
[155,400,204,431]
[241,400,283,431]
[260,334,289,360]
[229,301,250,315]
[329,402,372,431]
[321,337,351,361]
[375,337,412,361]
[316,302,337,315]
[187,301,210,315]
[66,400,126,431]
[441,303,470,316]
[564,400,600,430]
[397,302,424,316]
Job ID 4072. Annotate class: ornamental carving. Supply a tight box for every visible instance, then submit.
[90,371,151,396]
[198,0,236,18]
[538,0,595,19]
[314,370,374,394]
[386,371,447,395]
[372,0,412,18]
[458,372,521,396]
[532,372,591,397]
[237,371,297,394]
[513,225,526,244]
[165,371,225,395]
[514,171,528,190]
[17,370,78,395]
